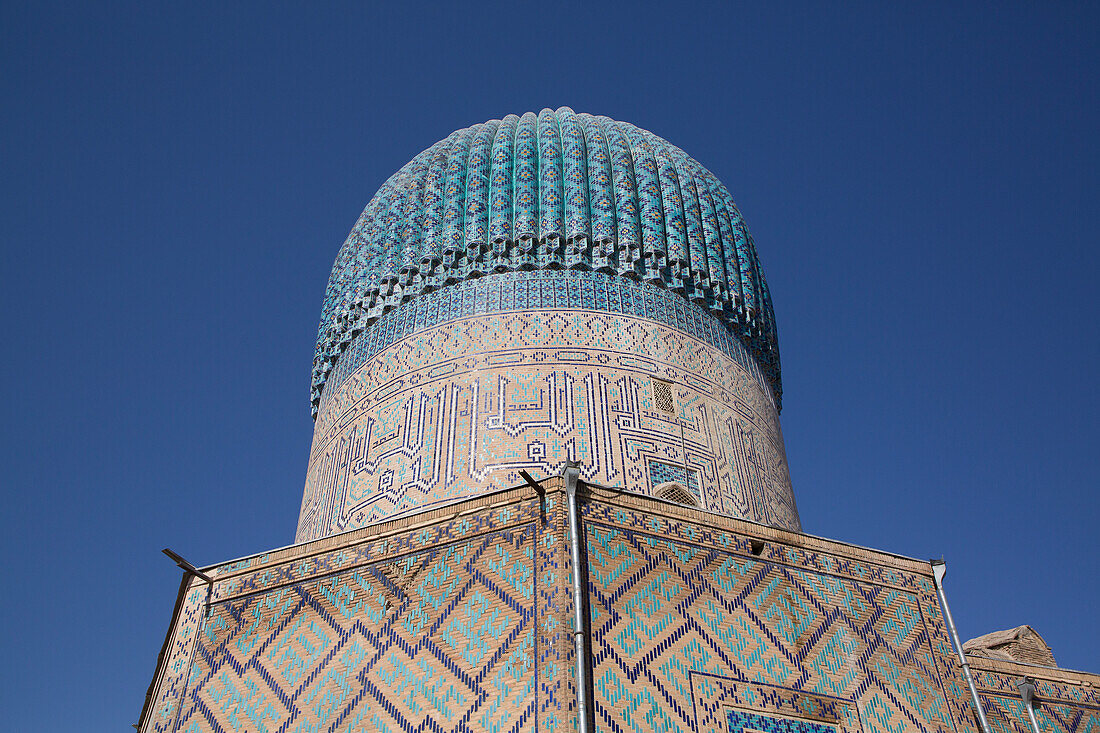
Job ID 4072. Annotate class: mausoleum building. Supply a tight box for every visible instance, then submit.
[139,108,1099,733]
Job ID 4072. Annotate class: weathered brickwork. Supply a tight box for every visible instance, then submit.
[970,656,1100,733]
[298,271,797,543]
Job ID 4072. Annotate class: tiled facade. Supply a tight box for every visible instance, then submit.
[141,109,1100,733]
[970,657,1100,733]
[144,482,574,733]
[298,271,798,542]
[140,484,1100,732]
[583,489,968,733]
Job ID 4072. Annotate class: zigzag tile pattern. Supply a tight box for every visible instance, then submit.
[312,108,780,413]
[970,660,1100,733]
[144,493,571,733]
[584,501,969,733]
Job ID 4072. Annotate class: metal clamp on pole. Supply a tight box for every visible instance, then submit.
[931,560,993,733]
[163,548,213,583]
[519,469,547,518]
[1017,677,1043,733]
[163,548,214,616]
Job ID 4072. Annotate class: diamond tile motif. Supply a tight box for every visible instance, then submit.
[148,515,544,733]
[142,489,1100,733]
[584,501,964,733]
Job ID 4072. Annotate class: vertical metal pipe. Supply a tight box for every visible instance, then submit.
[1024,699,1042,733]
[931,560,993,733]
[678,415,689,492]
[1017,678,1043,733]
[564,462,590,733]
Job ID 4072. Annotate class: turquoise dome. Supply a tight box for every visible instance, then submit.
[313,107,780,412]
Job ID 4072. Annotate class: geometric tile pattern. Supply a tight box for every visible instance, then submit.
[312,108,781,413]
[691,674,859,733]
[727,710,837,733]
[145,487,1100,733]
[143,489,572,733]
[979,694,1100,733]
[298,297,798,541]
[970,658,1100,733]
[584,498,970,733]
[320,270,774,412]
[649,459,702,497]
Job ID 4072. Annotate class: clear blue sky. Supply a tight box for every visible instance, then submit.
[2,2,1097,729]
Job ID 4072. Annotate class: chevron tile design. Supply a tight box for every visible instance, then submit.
[585,503,965,733]
[146,497,559,733]
[969,660,1100,733]
[143,491,1100,733]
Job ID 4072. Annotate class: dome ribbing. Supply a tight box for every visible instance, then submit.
[312,107,780,414]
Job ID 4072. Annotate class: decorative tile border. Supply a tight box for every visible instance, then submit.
[319,269,773,416]
[690,673,861,732]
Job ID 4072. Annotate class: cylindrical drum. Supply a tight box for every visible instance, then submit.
[297,108,800,541]
[297,270,798,541]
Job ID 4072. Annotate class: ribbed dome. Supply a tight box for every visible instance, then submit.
[313,107,780,412]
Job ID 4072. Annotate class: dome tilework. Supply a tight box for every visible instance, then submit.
[312,107,780,414]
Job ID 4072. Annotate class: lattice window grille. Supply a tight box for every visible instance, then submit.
[655,482,699,507]
[652,378,676,415]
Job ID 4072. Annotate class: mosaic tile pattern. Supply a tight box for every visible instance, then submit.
[298,297,798,541]
[979,695,1100,733]
[727,710,837,733]
[691,674,861,733]
[311,108,781,413]
[318,270,774,416]
[142,492,573,733]
[970,659,1100,733]
[584,500,969,733]
[145,583,208,731]
[147,489,1100,733]
[649,459,702,497]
